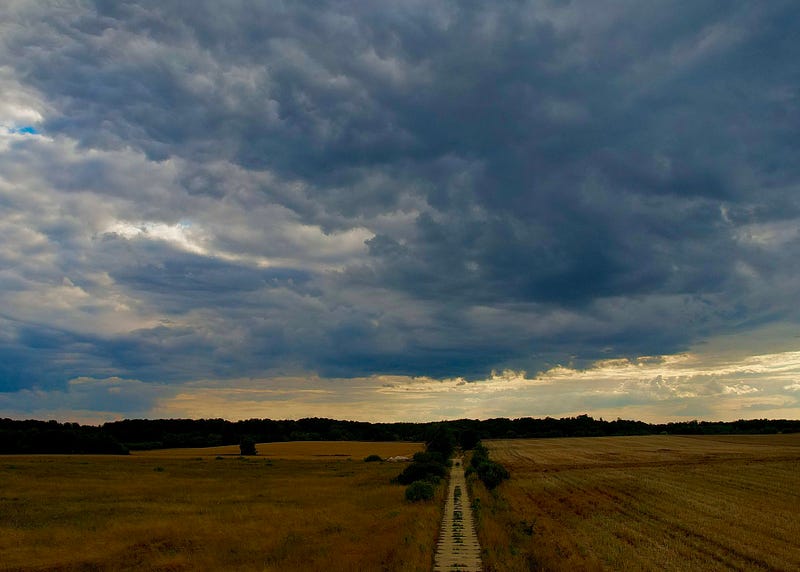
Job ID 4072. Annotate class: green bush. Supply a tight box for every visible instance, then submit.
[364,454,382,462]
[470,443,489,468]
[476,460,509,489]
[393,460,447,485]
[412,451,445,465]
[405,481,435,502]
[469,441,509,489]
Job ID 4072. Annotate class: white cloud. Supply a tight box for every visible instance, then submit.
[0,66,47,129]
[105,221,207,255]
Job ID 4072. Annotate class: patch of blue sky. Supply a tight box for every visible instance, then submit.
[9,125,39,135]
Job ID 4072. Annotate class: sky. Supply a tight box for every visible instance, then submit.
[1,1,800,424]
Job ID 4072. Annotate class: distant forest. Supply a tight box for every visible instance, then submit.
[2,415,799,455]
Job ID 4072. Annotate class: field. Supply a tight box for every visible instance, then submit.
[1,441,437,571]
[471,434,800,571]
[133,440,423,460]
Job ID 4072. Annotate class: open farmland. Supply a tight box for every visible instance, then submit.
[470,434,800,571]
[0,441,436,571]
[134,440,423,460]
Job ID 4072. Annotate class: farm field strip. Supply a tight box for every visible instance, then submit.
[490,434,800,468]
[0,441,438,571]
[579,470,784,570]
[553,463,798,564]
[475,435,800,571]
[133,440,424,459]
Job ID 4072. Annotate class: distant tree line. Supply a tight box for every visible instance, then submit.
[1,415,799,454]
[0,419,129,454]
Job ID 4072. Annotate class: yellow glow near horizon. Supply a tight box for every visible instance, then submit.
[3,345,799,425]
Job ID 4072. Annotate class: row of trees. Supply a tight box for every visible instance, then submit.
[2,415,798,454]
[0,419,129,454]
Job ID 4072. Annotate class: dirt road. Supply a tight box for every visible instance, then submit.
[433,457,482,571]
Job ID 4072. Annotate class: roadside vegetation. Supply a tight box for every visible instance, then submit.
[392,424,455,502]
[470,434,800,571]
[466,442,509,490]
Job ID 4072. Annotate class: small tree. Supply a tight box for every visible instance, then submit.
[425,424,456,459]
[239,435,257,456]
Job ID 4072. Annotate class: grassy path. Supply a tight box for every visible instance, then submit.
[434,457,482,571]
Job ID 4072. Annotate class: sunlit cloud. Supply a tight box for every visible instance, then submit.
[105,221,208,255]
[103,218,373,271]
[3,344,798,424]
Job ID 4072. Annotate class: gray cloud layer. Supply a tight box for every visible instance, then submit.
[1,1,799,413]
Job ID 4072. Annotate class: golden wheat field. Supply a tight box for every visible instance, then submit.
[469,434,800,571]
[0,441,435,571]
[134,440,423,460]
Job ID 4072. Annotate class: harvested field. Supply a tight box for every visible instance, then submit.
[0,441,436,571]
[470,434,800,571]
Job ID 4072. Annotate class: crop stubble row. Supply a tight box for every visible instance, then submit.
[477,435,800,571]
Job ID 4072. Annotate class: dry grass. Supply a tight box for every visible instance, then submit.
[469,434,800,571]
[0,441,439,571]
[135,440,423,460]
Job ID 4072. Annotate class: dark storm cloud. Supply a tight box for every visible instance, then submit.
[1,0,800,398]
[0,317,115,390]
